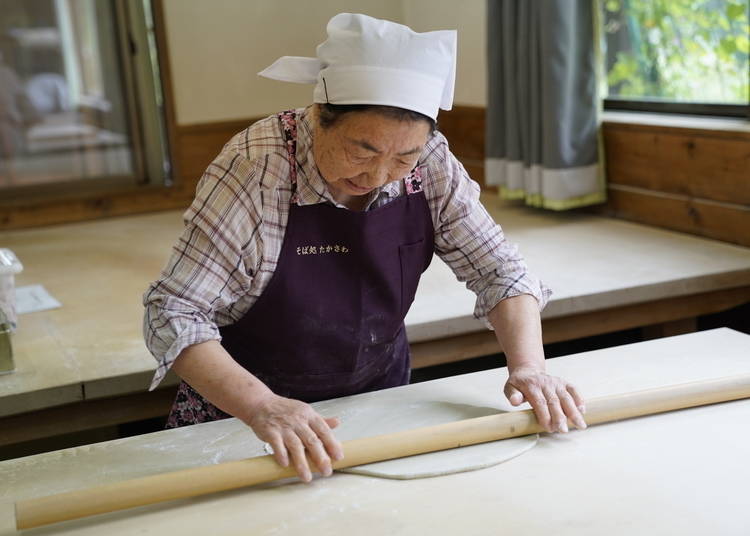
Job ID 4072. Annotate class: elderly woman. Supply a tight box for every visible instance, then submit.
[144,13,586,484]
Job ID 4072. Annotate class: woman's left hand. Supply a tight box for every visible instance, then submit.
[504,367,587,433]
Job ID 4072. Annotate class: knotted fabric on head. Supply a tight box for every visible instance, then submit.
[258,13,457,120]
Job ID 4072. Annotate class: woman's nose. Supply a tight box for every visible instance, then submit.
[366,164,391,187]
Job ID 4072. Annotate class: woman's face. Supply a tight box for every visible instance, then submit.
[312,108,431,202]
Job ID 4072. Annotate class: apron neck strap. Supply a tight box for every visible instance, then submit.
[279,110,298,186]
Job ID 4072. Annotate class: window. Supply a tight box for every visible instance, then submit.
[601,0,750,117]
[0,0,170,195]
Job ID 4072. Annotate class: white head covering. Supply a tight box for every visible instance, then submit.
[258,13,457,120]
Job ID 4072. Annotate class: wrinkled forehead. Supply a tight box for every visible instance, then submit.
[330,113,431,154]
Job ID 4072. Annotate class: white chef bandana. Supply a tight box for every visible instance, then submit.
[258,13,457,120]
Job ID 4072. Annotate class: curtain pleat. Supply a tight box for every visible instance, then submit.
[485,0,607,210]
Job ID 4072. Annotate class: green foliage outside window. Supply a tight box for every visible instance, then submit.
[602,0,749,103]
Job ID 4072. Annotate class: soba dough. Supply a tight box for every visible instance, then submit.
[266,401,538,480]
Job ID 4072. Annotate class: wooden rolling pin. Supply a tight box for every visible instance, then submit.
[16,373,750,530]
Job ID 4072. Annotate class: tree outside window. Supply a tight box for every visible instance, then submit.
[602,0,749,108]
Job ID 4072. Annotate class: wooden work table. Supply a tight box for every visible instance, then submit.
[1,194,750,446]
[1,328,749,535]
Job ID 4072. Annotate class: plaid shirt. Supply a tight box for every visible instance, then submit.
[143,106,550,389]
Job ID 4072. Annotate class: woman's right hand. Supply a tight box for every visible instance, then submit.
[246,392,344,482]
[169,341,342,482]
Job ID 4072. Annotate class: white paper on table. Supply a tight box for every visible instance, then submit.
[15,284,62,314]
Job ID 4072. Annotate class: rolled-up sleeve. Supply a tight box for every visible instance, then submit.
[143,149,262,389]
[428,144,551,327]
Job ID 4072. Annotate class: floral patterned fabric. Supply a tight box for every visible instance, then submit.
[165,381,230,429]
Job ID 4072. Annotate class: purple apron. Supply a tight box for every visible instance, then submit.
[166,111,434,427]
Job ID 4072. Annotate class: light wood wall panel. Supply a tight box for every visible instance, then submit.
[602,122,750,247]
[603,124,750,205]
[436,105,487,188]
[0,188,193,230]
[173,119,261,189]
[437,107,750,248]
[604,186,750,246]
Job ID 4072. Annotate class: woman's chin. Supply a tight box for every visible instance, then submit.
[342,178,373,195]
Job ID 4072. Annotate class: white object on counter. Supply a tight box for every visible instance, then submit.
[0,248,23,329]
[16,284,61,314]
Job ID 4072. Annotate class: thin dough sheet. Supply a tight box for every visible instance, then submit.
[266,401,538,480]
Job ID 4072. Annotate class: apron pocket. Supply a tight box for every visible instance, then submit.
[399,239,427,318]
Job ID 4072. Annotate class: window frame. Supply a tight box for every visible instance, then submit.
[0,0,183,230]
[603,98,750,119]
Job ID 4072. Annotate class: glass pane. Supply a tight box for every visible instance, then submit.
[129,0,172,187]
[602,0,750,104]
[0,0,136,189]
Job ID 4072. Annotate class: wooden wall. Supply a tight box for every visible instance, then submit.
[601,122,750,247]
[434,107,750,249]
[436,106,487,188]
[172,119,261,194]
[0,180,195,230]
